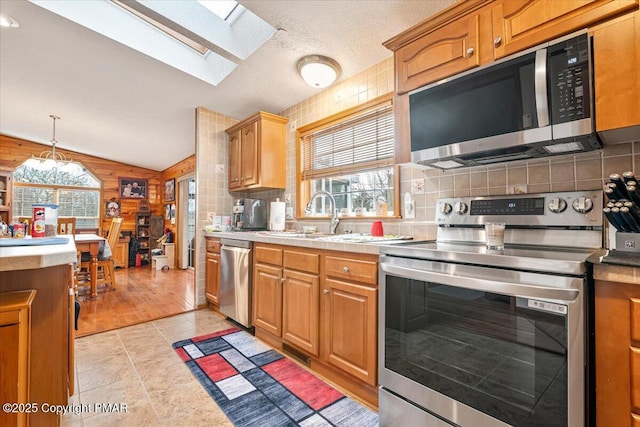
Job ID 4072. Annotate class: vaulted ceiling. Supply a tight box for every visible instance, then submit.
[0,1,453,170]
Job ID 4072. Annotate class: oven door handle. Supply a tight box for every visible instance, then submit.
[381,263,579,302]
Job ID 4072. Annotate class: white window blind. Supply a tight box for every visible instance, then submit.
[300,99,394,181]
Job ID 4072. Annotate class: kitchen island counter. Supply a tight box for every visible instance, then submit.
[0,238,75,426]
[0,237,78,271]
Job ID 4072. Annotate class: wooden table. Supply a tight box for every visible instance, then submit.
[74,234,105,298]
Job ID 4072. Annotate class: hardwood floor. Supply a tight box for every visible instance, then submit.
[75,266,197,337]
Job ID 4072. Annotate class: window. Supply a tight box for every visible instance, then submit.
[298,94,397,218]
[12,161,101,228]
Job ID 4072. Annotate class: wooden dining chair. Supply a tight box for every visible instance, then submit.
[58,217,77,235]
[78,218,123,293]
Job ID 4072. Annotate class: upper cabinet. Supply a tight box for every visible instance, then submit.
[591,11,640,139]
[225,112,288,192]
[387,0,637,94]
[492,0,638,58]
[394,11,483,94]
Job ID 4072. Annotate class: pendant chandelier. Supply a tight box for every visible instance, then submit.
[27,115,76,171]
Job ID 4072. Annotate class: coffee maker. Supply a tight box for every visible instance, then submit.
[232,198,267,230]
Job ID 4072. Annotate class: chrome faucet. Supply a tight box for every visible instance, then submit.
[305,190,339,234]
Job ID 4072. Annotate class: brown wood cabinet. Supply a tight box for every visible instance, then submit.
[113,236,130,269]
[251,243,378,406]
[0,264,72,426]
[205,237,221,306]
[591,10,640,138]
[384,0,639,162]
[0,290,36,427]
[0,169,12,225]
[491,0,637,59]
[594,263,640,426]
[394,11,482,94]
[323,277,377,386]
[225,112,288,192]
[253,244,320,356]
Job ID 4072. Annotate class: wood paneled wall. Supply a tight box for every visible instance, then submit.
[0,134,164,235]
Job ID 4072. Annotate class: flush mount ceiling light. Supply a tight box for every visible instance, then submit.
[297,55,341,88]
[0,13,20,28]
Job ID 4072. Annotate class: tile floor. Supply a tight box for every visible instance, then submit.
[62,309,235,426]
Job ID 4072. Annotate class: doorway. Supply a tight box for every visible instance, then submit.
[178,175,196,269]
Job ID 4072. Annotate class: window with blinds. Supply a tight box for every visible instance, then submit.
[297,94,398,218]
[300,98,393,180]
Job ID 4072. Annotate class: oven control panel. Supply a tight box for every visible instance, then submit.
[436,190,602,227]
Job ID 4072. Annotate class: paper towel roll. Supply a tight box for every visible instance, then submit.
[270,200,286,231]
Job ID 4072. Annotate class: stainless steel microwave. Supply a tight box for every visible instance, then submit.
[409,31,601,169]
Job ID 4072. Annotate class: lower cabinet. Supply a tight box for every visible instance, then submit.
[253,263,283,336]
[594,263,640,426]
[252,242,378,406]
[282,269,320,356]
[0,290,36,427]
[323,278,377,386]
[205,238,221,306]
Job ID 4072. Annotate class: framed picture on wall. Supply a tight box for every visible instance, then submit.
[165,178,175,202]
[106,200,120,218]
[165,204,171,220]
[119,178,148,199]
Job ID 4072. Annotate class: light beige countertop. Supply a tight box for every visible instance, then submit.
[0,237,78,272]
[203,231,414,255]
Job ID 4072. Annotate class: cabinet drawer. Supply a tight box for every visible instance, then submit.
[325,257,377,286]
[283,250,319,274]
[632,298,640,342]
[206,239,221,254]
[0,310,20,326]
[255,245,283,266]
[632,347,640,411]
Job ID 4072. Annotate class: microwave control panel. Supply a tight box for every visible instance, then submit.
[548,33,591,124]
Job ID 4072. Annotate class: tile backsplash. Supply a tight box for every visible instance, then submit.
[399,141,638,239]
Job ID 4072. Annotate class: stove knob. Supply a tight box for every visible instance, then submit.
[454,201,468,214]
[439,202,452,215]
[548,197,567,213]
[572,197,593,213]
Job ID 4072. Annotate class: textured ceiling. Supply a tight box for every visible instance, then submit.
[0,0,453,170]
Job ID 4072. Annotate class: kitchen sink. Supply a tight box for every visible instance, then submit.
[256,231,413,244]
[255,231,329,239]
[316,233,412,243]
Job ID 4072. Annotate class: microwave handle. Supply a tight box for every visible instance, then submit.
[534,48,550,127]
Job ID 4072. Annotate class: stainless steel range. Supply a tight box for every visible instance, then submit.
[378,190,602,427]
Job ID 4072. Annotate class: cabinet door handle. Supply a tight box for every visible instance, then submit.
[494,36,502,47]
[466,47,474,58]
[343,266,350,273]
[280,277,285,283]
[323,289,329,295]
[232,178,239,182]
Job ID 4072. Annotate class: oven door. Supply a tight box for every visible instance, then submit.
[379,255,584,427]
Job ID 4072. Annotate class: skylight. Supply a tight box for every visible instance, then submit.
[198,1,239,21]
[30,0,276,86]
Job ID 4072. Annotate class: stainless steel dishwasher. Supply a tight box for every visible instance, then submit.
[220,238,252,328]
